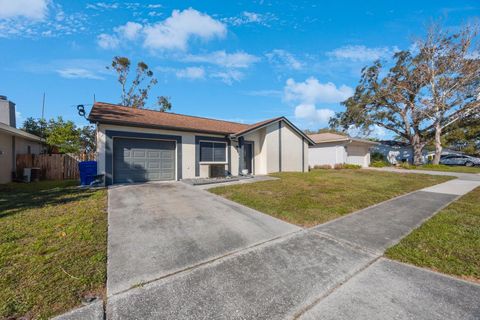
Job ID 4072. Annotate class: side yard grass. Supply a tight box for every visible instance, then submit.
[386,187,480,283]
[410,164,480,174]
[210,169,452,226]
[0,180,107,320]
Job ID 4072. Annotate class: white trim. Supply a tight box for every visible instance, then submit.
[111,136,178,182]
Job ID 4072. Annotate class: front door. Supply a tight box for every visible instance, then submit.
[243,142,253,174]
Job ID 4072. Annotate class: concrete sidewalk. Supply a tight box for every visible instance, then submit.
[104,176,480,319]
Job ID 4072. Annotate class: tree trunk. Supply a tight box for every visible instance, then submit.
[411,134,424,166]
[433,122,443,165]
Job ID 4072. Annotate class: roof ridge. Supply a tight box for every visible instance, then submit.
[94,102,251,127]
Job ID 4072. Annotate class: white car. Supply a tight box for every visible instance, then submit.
[439,154,480,167]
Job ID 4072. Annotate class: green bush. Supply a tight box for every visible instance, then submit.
[371,152,387,162]
[313,165,333,170]
[399,162,417,169]
[334,163,362,169]
[370,160,389,168]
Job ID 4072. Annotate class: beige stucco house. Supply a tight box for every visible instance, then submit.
[88,102,314,185]
[0,96,43,184]
[308,133,378,168]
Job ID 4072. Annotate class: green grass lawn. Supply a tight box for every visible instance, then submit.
[402,164,480,174]
[0,180,107,320]
[210,169,452,226]
[386,187,480,283]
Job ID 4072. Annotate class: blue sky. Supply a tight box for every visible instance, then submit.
[0,0,478,137]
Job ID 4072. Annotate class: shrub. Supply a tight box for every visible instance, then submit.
[334,163,362,170]
[313,165,333,169]
[399,162,417,169]
[371,152,387,162]
[370,160,389,168]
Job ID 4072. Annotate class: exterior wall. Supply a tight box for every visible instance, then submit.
[96,123,232,181]
[280,122,305,172]
[0,133,43,184]
[265,123,280,173]
[15,137,42,155]
[0,132,13,184]
[309,142,348,168]
[243,127,267,175]
[346,142,370,167]
[309,141,373,168]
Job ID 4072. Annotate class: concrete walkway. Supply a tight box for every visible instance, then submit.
[104,175,480,320]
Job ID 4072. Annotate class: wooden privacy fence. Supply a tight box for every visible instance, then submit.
[16,154,89,180]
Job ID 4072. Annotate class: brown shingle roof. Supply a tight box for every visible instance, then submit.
[88,102,254,135]
[308,132,378,145]
[308,133,350,143]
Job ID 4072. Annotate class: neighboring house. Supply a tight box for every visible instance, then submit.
[88,102,314,185]
[372,140,429,164]
[0,96,43,184]
[308,133,378,168]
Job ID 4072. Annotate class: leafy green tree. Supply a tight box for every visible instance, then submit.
[21,117,47,137]
[45,117,81,153]
[79,125,96,153]
[108,56,172,111]
[21,117,95,154]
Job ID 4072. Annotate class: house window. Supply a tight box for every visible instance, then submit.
[27,146,31,154]
[200,141,227,162]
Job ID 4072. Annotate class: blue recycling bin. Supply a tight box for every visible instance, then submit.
[79,161,97,186]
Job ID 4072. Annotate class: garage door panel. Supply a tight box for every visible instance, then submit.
[113,138,176,183]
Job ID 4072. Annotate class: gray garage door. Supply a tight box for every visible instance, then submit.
[113,138,175,183]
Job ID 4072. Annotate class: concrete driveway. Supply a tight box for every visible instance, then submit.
[107,182,299,295]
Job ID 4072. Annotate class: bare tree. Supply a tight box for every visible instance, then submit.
[108,56,172,111]
[413,24,480,164]
[330,51,430,165]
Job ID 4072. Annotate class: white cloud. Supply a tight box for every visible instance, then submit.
[212,70,244,85]
[97,33,120,49]
[56,68,105,80]
[294,104,335,124]
[143,8,226,51]
[115,21,142,40]
[223,11,275,27]
[284,77,353,125]
[16,111,23,125]
[175,66,205,80]
[245,89,282,97]
[0,2,89,39]
[284,77,353,104]
[184,51,259,68]
[86,2,118,10]
[265,49,303,70]
[147,4,162,9]
[0,0,50,20]
[327,45,399,62]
